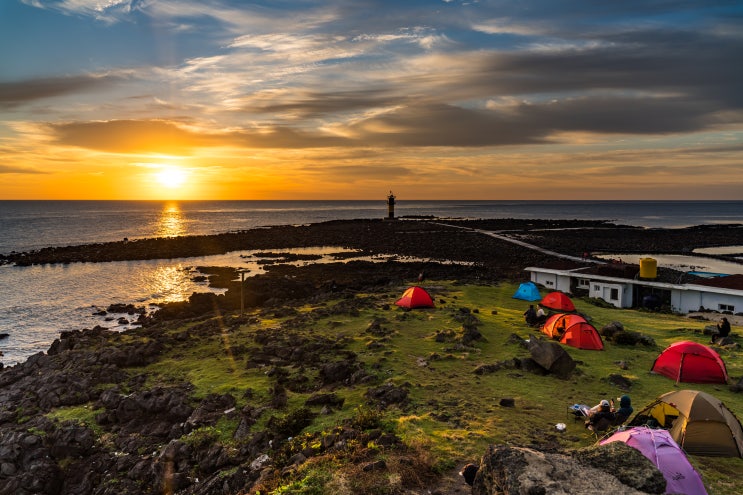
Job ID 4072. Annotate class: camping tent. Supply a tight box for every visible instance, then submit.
[395,286,434,309]
[628,390,743,457]
[651,341,728,384]
[600,427,708,495]
[512,282,541,301]
[541,313,603,350]
[540,291,576,312]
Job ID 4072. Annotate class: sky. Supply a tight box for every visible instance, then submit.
[1,0,742,200]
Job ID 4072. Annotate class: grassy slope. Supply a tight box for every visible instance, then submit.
[48,280,743,494]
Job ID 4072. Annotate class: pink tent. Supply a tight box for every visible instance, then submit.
[601,427,708,495]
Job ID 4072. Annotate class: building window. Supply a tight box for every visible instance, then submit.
[546,280,554,286]
[610,288,619,300]
[579,279,589,287]
[594,285,600,291]
[718,304,735,312]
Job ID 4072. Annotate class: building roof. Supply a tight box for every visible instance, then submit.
[525,266,743,297]
[692,274,743,291]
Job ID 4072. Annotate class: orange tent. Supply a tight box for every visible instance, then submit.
[395,286,434,309]
[540,291,576,312]
[541,313,603,350]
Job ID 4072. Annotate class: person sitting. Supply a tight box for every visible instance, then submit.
[711,317,731,344]
[460,463,478,486]
[524,305,537,326]
[585,399,616,432]
[536,306,547,325]
[612,395,633,425]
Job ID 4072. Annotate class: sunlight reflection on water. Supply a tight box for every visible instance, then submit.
[156,202,185,237]
[0,246,454,366]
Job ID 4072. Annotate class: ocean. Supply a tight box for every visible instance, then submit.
[1,200,742,367]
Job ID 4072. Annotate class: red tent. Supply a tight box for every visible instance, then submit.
[540,291,576,312]
[395,286,434,309]
[541,313,603,350]
[651,341,728,384]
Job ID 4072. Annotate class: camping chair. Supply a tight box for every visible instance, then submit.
[568,404,590,422]
[588,417,613,433]
[585,410,617,439]
[568,404,607,438]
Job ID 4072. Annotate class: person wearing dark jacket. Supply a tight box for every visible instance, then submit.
[613,395,633,425]
[586,399,616,431]
[711,317,731,344]
[524,305,537,326]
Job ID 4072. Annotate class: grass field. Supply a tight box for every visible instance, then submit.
[48,279,743,494]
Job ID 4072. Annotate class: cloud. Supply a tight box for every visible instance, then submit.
[46,119,352,152]
[244,89,409,118]
[22,0,145,23]
[0,74,123,108]
[0,164,47,174]
[10,0,743,201]
[48,120,218,154]
[307,163,413,180]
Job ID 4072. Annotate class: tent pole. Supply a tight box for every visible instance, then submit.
[676,353,685,385]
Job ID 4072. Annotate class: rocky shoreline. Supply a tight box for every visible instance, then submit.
[1,219,742,494]
[3,218,742,270]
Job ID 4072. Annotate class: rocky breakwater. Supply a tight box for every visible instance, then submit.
[0,219,595,280]
[453,220,743,259]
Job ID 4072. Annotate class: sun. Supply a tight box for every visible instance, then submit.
[155,166,188,189]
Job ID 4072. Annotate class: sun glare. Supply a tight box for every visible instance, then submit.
[155,167,188,189]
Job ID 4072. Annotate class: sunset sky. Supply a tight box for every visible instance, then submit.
[1,1,742,200]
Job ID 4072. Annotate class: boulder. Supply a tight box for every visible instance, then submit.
[460,323,483,346]
[717,336,735,346]
[187,393,237,428]
[304,393,345,409]
[365,383,409,409]
[526,335,576,378]
[600,321,625,338]
[48,424,96,459]
[573,442,666,493]
[471,444,664,495]
[607,374,633,391]
[319,359,364,385]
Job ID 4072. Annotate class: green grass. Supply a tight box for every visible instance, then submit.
[47,404,104,435]
[73,280,742,494]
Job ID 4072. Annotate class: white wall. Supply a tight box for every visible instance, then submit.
[673,290,702,313]
[589,281,631,308]
[529,272,572,293]
[672,289,742,314]
[530,271,556,290]
[528,268,743,315]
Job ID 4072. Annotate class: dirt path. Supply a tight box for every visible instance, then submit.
[435,222,605,265]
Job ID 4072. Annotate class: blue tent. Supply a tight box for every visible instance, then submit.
[512,281,541,301]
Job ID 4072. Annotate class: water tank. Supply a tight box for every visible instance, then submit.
[639,257,657,279]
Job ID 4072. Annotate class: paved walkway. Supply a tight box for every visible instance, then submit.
[435,222,605,265]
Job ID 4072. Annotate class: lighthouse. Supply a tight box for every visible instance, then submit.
[386,191,396,220]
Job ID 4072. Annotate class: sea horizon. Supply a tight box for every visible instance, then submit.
[3,199,743,255]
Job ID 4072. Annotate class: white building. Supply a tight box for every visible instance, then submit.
[525,266,743,315]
